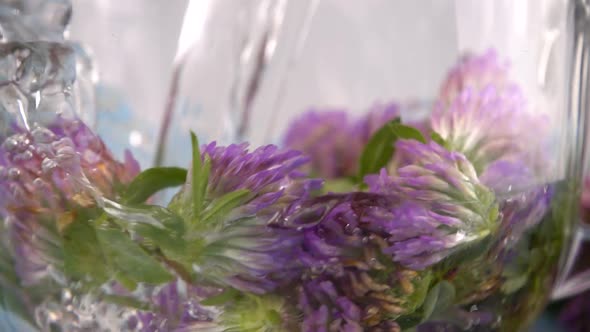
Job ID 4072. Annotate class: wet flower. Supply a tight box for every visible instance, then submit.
[171,143,321,294]
[366,140,499,268]
[438,49,512,105]
[283,110,362,179]
[283,104,400,179]
[353,102,401,143]
[279,141,497,330]
[0,116,139,285]
[481,160,553,243]
[201,142,321,216]
[432,51,547,173]
[279,193,433,330]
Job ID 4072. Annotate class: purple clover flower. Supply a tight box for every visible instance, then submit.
[272,139,497,330]
[201,142,322,216]
[366,140,499,268]
[480,160,553,243]
[0,116,139,286]
[283,110,360,179]
[353,102,401,143]
[437,49,512,105]
[283,103,400,179]
[432,51,548,174]
[277,193,431,330]
[173,143,321,294]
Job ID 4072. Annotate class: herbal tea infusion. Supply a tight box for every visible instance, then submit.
[0,50,570,332]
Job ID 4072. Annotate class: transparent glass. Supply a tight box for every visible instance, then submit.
[0,0,589,331]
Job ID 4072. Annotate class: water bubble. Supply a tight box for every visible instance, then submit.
[62,289,73,301]
[7,167,20,179]
[32,127,56,143]
[2,137,18,151]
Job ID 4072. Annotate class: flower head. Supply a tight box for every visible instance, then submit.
[171,143,321,294]
[367,140,499,267]
[277,193,433,330]
[201,142,321,215]
[0,116,139,285]
[432,51,548,174]
[353,102,400,143]
[283,110,362,179]
[438,49,511,105]
[283,104,400,179]
[480,160,553,243]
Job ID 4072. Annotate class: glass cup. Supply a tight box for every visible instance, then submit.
[1,0,590,331]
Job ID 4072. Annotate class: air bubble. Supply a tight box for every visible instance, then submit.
[32,127,56,143]
[33,177,47,187]
[2,137,18,151]
[7,167,20,179]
